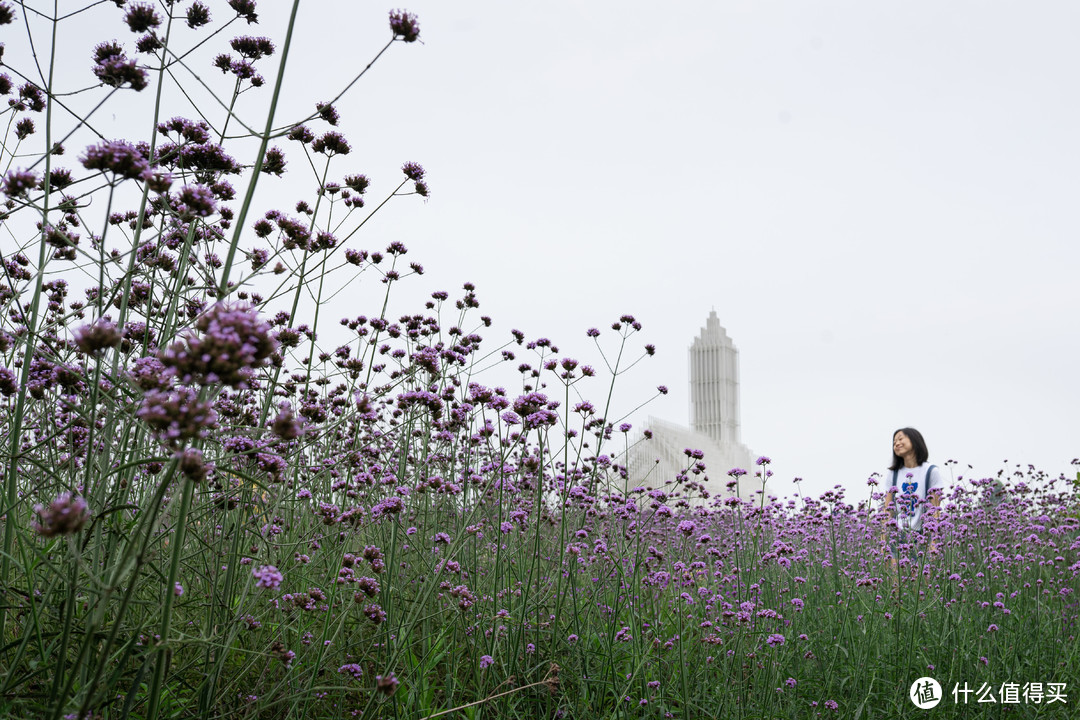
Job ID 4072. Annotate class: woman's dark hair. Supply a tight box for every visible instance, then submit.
[889,427,929,471]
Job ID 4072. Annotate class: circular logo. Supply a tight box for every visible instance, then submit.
[910,677,943,709]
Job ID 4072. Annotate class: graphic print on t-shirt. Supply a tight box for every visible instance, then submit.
[901,480,918,515]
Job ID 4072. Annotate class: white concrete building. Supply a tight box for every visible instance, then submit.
[623,311,760,501]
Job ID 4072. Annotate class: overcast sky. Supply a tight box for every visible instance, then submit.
[27,1,1080,503]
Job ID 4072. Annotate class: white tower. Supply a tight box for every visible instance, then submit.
[623,312,757,501]
[690,310,743,447]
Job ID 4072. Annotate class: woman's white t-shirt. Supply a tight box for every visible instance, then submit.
[889,463,944,531]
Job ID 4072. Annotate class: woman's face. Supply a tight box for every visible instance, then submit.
[893,431,913,457]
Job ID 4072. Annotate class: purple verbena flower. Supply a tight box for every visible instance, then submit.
[270,642,294,668]
[81,140,151,180]
[15,117,34,139]
[261,146,286,176]
[362,603,387,624]
[158,303,276,388]
[125,3,162,33]
[128,357,170,391]
[0,368,17,397]
[287,124,314,143]
[389,10,420,42]
[137,387,218,448]
[18,83,46,112]
[513,391,558,430]
[2,168,38,197]
[32,492,90,537]
[176,183,217,217]
[355,576,380,598]
[186,2,211,28]
[311,131,350,156]
[73,319,122,355]
[252,565,283,589]
[345,174,369,193]
[92,43,148,91]
[230,35,274,59]
[338,663,363,682]
[270,402,304,440]
[228,0,258,23]
[178,447,212,484]
[315,101,339,125]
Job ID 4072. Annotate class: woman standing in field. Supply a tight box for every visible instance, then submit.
[881,428,944,572]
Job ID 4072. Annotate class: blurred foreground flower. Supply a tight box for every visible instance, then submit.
[73,319,122,355]
[32,492,90,537]
[376,673,399,696]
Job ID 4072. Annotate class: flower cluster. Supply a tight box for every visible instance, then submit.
[92,41,148,91]
[81,139,151,181]
[73,320,122,355]
[136,387,219,448]
[158,303,276,388]
[253,565,283,590]
[389,10,420,42]
[32,492,91,537]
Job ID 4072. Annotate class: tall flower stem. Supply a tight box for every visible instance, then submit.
[0,0,59,646]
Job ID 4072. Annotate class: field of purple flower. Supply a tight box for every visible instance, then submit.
[0,2,1077,719]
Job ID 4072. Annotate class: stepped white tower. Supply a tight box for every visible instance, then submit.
[623,311,758,501]
[691,310,744,448]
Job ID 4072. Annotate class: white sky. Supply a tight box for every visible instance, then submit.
[16,1,1080,502]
